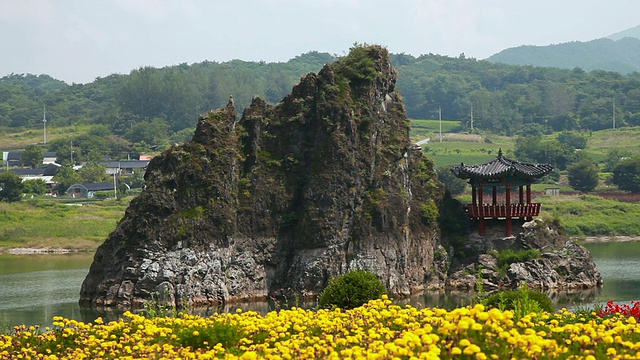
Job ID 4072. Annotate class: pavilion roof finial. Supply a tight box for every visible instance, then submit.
[498,148,504,158]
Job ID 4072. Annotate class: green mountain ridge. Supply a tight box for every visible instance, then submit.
[607,24,640,40]
[487,37,640,74]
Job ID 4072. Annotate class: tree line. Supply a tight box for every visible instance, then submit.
[1,50,640,159]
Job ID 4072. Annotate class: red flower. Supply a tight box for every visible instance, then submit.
[597,300,640,321]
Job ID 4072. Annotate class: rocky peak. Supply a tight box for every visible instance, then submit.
[80,45,446,308]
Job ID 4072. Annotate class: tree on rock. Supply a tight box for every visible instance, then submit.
[567,159,598,193]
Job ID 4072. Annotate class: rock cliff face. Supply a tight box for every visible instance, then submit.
[446,219,603,291]
[80,46,447,308]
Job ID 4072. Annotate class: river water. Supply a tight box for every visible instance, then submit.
[1,241,639,328]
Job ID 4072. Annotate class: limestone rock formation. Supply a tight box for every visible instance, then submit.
[80,45,602,309]
[80,45,447,308]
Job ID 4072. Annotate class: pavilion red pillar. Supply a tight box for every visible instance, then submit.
[471,184,477,208]
[526,184,532,221]
[505,183,512,237]
[519,186,524,204]
[478,184,485,236]
[492,186,498,219]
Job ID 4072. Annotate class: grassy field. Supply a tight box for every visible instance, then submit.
[582,126,640,157]
[421,133,515,167]
[539,194,640,236]
[0,124,95,150]
[0,197,128,252]
[409,121,640,168]
[409,119,461,143]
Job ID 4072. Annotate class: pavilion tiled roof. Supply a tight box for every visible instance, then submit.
[450,149,553,181]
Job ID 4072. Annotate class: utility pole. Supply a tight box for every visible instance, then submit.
[70,141,73,164]
[470,103,474,131]
[42,105,47,144]
[438,106,442,142]
[613,97,616,129]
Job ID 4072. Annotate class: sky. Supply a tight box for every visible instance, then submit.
[1,0,639,84]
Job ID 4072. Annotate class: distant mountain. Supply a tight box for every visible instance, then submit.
[608,24,640,40]
[486,37,640,74]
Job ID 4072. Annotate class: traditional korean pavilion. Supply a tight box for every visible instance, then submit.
[450,150,553,237]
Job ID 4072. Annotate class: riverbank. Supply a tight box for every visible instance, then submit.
[0,198,128,254]
[3,235,639,255]
[578,236,640,243]
[5,247,97,255]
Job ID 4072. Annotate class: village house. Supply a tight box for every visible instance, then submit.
[99,160,150,176]
[9,163,61,187]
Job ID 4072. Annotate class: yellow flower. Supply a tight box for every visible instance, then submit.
[240,351,258,359]
[463,344,481,355]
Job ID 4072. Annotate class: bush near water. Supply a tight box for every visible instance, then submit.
[318,270,388,310]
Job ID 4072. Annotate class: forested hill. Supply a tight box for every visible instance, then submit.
[2,48,640,160]
[487,37,640,74]
[608,24,640,40]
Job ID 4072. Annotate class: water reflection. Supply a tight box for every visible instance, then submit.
[0,241,638,327]
[583,242,640,303]
[0,254,94,328]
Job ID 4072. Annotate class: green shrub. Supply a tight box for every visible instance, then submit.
[420,200,439,226]
[481,286,553,320]
[318,270,387,309]
[496,249,541,270]
[22,179,47,195]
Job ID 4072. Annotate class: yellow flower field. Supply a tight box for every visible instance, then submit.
[2,296,640,359]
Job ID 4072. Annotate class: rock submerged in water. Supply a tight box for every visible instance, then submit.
[79,45,602,309]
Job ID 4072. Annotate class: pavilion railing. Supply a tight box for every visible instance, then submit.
[465,203,541,218]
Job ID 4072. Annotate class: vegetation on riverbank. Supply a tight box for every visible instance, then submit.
[2,297,640,359]
[540,194,640,236]
[0,197,129,252]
